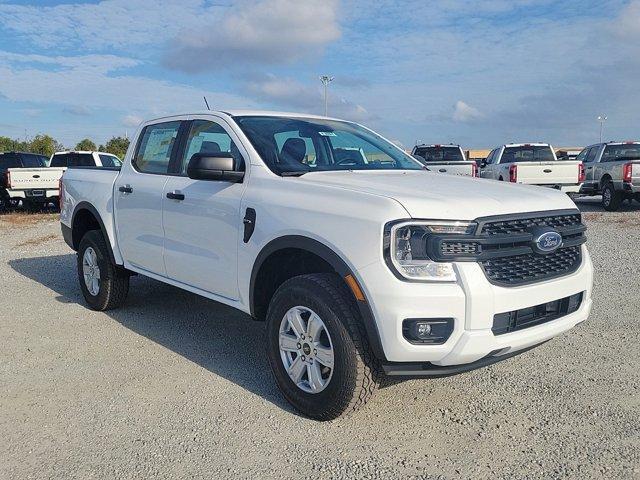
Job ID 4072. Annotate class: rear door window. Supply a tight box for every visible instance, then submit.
[133,121,181,174]
[98,154,122,167]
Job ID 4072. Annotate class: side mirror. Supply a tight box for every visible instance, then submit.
[187,152,244,182]
[480,160,487,168]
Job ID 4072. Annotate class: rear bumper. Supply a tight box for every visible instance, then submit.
[6,188,59,200]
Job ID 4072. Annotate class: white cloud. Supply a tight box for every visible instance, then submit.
[0,52,254,117]
[0,0,206,51]
[452,101,483,122]
[164,0,341,72]
[122,114,143,128]
[243,73,373,121]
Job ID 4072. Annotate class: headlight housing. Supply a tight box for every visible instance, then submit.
[384,220,476,282]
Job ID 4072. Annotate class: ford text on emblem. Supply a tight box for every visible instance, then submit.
[534,231,562,253]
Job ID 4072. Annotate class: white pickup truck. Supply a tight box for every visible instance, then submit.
[0,151,62,209]
[411,144,477,177]
[481,143,585,193]
[60,111,593,420]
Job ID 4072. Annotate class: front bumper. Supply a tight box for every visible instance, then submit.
[356,245,593,367]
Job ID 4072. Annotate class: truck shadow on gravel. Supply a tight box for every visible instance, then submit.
[573,196,640,212]
[9,253,298,416]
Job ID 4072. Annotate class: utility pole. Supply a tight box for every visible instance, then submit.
[319,75,334,116]
[597,115,607,143]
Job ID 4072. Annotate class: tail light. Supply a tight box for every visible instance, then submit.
[509,164,518,182]
[6,170,11,188]
[59,176,64,206]
[578,163,585,183]
[471,163,478,177]
[623,163,633,183]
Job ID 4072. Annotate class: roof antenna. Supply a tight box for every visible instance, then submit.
[203,96,211,110]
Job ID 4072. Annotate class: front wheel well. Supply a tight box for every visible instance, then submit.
[251,248,335,321]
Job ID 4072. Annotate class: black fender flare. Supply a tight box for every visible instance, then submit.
[250,235,387,361]
[67,201,118,265]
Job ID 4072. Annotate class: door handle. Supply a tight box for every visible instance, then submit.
[543,169,552,173]
[166,191,185,201]
[438,168,447,172]
[118,185,133,193]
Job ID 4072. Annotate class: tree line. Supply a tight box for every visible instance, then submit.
[0,134,130,160]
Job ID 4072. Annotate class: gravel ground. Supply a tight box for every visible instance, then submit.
[1,198,639,479]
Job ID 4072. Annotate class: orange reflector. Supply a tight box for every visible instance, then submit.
[344,274,366,302]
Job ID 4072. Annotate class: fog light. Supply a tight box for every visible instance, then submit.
[402,318,454,345]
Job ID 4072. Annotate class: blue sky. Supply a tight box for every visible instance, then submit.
[0,0,638,149]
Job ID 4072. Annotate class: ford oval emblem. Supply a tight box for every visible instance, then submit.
[535,231,562,253]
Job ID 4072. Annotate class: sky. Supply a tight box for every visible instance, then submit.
[0,0,639,149]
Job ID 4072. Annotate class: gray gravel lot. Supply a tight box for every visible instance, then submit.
[1,198,639,479]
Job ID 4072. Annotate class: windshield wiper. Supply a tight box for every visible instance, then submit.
[280,171,308,177]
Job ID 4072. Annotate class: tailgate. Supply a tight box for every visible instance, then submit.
[425,162,475,176]
[515,161,579,185]
[8,168,65,190]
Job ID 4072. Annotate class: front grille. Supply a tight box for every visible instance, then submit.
[441,241,481,256]
[481,245,581,286]
[480,213,582,236]
[492,292,584,335]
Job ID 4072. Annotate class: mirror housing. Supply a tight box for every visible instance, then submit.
[480,159,487,168]
[187,152,244,182]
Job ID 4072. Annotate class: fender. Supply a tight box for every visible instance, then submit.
[250,235,387,361]
[66,201,119,266]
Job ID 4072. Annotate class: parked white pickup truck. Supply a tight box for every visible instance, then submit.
[0,151,62,209]
[411,144,477,177]
[60,111,593,420]
[481,143,584,193]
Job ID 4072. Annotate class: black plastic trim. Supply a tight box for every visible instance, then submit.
[250,235,387,361]
[61,223,73,249]
[243,208,256,243]
[382,341,546,378]
[69,201,118,265]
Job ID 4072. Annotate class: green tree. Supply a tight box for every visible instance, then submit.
[75,138,97,151]
[102,136,130,160]
[0,136,29,152]
[28,134,64,157]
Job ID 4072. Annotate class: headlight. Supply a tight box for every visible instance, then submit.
[385,220,476,282]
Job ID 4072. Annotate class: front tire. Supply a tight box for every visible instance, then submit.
[602,182,622,211]
[77,230,129,311]
[266,273,381,420]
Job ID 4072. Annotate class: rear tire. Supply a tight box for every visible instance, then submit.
[602,182,621,211]
[266,273,381,421]
[77,230,129,311]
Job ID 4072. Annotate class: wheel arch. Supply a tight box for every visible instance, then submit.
[250,235,386,361]
[599,173,613,189]
[69,202,117,265]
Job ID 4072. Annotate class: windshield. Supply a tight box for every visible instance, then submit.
[501,146,555,163]
[414,146,464,162]
[602,144,640,162]
[99,154,122,167]
[233,116,423,175]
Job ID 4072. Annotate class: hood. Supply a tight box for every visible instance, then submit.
[297,170,577,219]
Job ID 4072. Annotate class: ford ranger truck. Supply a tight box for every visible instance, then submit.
[481,143,585,193]
[60,111,593,420]
[576,141,640,211]
[411,144,477,177]
[0,151,61,210]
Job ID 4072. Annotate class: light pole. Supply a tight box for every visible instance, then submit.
[597,115,607,143]
[319,75,334,116]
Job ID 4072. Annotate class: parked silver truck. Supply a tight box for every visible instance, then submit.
[577,141,640,211]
